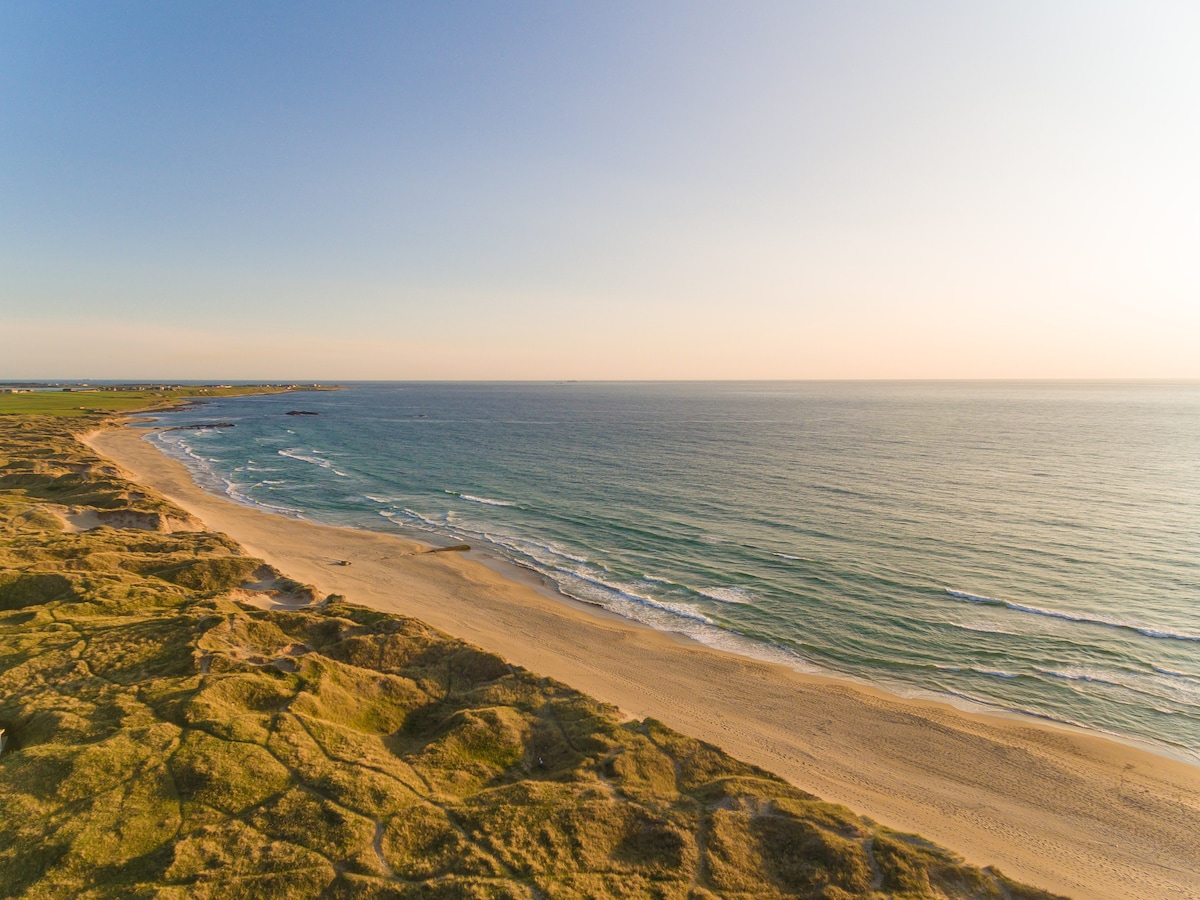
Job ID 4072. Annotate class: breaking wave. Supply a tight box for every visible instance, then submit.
[946,590,1200,643]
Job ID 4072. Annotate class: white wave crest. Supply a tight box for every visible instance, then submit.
[945,590,1200,642]
[278,447,350,477]
[446,490,517,507]
[695,586,753,604]
[643,574,677,585]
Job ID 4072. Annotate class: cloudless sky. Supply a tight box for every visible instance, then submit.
[2,1,1198,379]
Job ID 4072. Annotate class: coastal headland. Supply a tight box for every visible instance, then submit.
[87,422,1200,900]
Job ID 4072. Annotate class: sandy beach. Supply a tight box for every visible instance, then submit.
[86,424,1200,900]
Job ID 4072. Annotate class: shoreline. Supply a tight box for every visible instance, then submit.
[139,416,1200,770]
[86,422,1200,900]
[464,545,1200,765]
[140,418,1098,743]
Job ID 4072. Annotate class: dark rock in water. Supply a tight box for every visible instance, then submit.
[162,423,235,431]
[426,543,471,554]
[286,410,320,416]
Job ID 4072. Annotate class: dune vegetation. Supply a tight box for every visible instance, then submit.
[0,385,321,418]
[0,407,1066,899]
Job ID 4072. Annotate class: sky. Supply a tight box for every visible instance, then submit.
[2,1,1198,380]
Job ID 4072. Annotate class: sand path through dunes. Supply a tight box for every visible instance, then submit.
[86,425,1200,900]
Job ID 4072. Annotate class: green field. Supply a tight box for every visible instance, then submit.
[0,386,309,417]
[0,411,1065,899]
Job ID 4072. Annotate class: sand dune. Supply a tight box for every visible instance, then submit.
[87,425,1200,900]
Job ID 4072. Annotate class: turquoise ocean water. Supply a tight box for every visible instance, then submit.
[142,382,1200,762]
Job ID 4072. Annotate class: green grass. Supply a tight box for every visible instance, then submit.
[0,412,1069,899]
[0,385,316,417]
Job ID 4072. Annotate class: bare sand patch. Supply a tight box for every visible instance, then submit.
[51,505,201,533]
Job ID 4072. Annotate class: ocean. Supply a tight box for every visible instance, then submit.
[141,381,1200,762]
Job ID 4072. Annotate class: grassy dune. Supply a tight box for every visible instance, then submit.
[0,412,1066,899]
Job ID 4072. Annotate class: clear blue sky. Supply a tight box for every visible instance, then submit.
[2,1,1197,379]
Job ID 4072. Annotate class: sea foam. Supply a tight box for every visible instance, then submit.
[446,490,517,507]
[278,448,350,477]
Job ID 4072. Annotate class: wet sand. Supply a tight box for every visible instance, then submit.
[86,424,1200,900]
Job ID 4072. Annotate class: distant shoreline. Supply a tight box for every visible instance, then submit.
[84,417,1200,900]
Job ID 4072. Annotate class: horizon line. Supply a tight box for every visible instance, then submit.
[5,377,1200,385]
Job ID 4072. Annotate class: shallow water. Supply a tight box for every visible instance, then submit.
[143,381,1200,760]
